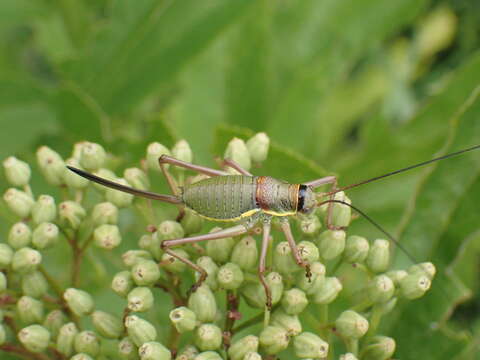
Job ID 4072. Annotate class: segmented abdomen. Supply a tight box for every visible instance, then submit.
[182,175,258,220]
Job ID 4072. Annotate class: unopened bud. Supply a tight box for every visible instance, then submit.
[366,240,390,273]
[112,271,134,297]
[94,224,121,249]
[246,132,270,163]
[172,140,193,168]
[92,168,116,192]
[128,287,154,312]
[106,178,134,207]
[243,352,262,360]
[344,235,369,263]
[386,270,408,286]
[92,202,118,225]
[194,323,222,351]
[399,272,431,300]
[340,353,358,360]
[227,335,259,360]
[36,146,65,185]
[0,272,6,292]
[0,243,14,268]
[224,138,251,173]
[131,260,161,286]
[17,296,44,324]
[0,324,6,345]
[296,261,326,295]
[125,315,157,347]
[408,262,436,280]
[124,167,150,191]
[293,332,329,359]
[188,284,217,323]
[139,234,153,250]
[8,222,31,249]
[92,310,123,339]
[299,215,322,237]
[31,195,57,224]
[22,270,48,298]
[12,247,42,274]
[157,220,185,241]
[146,142,171,172]
[312,276,342,304]
[161,249,189,273]
[180,209,204,235]
[43,309,67,339]
[206,227,234,263]
[79,142,106,171]
[368,275,395,303]
[3,156,31,186]
[64,288,94,317]
[271,309,302,336]
[335,310,369,339]
[3,188,34,218]
[139,341,171,360]
[74,330,100,357]
[118,336,139,359]
[317,230,346,260]
[194,351,222,360]
[57,322,78,356]
[58,201,86,229]
[169,306,197,333]
[18,324,50,352]
[123,250,153,268]
[330,191,352,227]
[175,345,198,360]
[259,326,289,355]
[273,241,298,275]
[360,336,396,360]
[64,158,89,189]
[32,222,59,249]
[230,236,258,271]
[281,288,308,315]
[217,262,244,290]
[196,256,219,291]
[298,241,320,263]
[242,272,284,308]
[71,354,94,360]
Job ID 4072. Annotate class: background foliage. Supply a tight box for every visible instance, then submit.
[0,0,479,358]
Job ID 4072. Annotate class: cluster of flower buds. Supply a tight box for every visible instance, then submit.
[0,134,434,359]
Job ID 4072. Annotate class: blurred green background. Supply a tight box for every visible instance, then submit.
[1,0,480,358]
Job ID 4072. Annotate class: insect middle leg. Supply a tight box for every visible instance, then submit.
[279,218,311,278]
[221,158,253,176]
[258,216,273,309]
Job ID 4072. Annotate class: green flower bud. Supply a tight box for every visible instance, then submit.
[71,354,94,360]
[330,191,352,228]
[196,257,219,291]
[181,209,204,235]
[340,353,358,360]
[58,201,86,230]
[299,215,322,237]
[386,270,408,286]
[92,168,117,192]
[124,167,150,191]
[119,336,140,360]
[146,142,171,172]
[175,345,198,360]
[379,297,398,315]
[21,270,48,298]
[63,288,94,317]
[366,239,390,273]
[293,332,329,359]
[335,310,369,339]
[3,188,34,218]
[172,140,193,168]
[0,243,14,268]
[243,352,262,360]
[57,322,78,356]
[227,335,259,360]
[63,158,89,189]
[224,138,251,173]
[0,324,5,345]
[12,247,42,274]
[271,309,302,336]
[125,315,157,347]
[32,222,59,249]
[399,272,431,300]
[360,336,396,360]
[296,261,326,295]
[93,224,122,249]
[230,236,258,271]
[128,287,154,312]
[92,202,118,226]
[246,132,270,163]
[194,351,223,360]
[0,272,6,292]
[139,234,154,250]
[273,241,298,275]
[298,241,320,263]
[31,195,56,225]
[217,262,244,290]
[408,262,436,280]
[106,178,134,208]
[36,146,65,185]
[74,330,100,357]
[112,271,134,297]
[131,260,161,286]
[43,310,67,339]
[139,341,172,360]
[161,249,189,273]
[188,284,217,323]
[18,324,50,352]
[123,250,153,268]
[242,272,284,308]
[3,156,31,186]
[169,306,197,333]
[312,276,342,304]
[194,323,222,351]
[317,230,346,260]
[281,288,308,315]
[344,235,369,263]
[157,220,185,241]
[259,326,289,355]
[368,275,395,303]
[79,142,106,171]
[8,222,31,249]
[205,227,234,263]
[92,310,123,339]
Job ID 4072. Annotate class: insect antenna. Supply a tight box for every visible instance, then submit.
[66,166,182,204]
[325,144,480,196]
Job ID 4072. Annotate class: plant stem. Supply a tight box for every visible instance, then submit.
[0,343,50,360]
[39,265,64,299]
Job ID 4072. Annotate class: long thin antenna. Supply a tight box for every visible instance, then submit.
[66,166,182,204]
[326,144,480,196]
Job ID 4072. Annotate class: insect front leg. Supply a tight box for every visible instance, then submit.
[258,216,273,309]
[279,218,311,279]
[161,224,250,294]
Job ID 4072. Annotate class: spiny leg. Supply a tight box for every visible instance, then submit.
[161,224,251,293]
[258,217,273,309]
[279,218,311,279]
[222,158,253,176]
